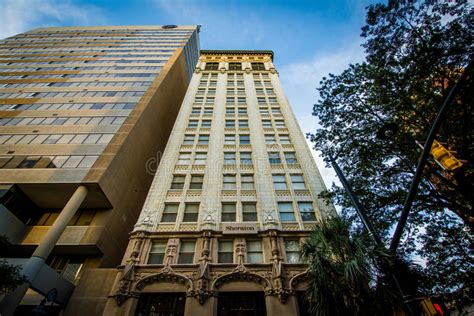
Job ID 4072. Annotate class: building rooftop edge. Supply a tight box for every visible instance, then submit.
[29,25,199,31]
[200,49,274,61]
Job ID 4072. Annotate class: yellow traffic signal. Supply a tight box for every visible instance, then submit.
[431,140,464,171]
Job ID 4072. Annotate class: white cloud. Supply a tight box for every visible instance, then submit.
[0,0,106,39]
[279,40,366,191]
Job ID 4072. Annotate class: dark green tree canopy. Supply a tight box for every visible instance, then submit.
[309,0,472,309]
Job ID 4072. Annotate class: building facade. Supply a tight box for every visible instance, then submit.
[0,25,199,315]
[100,50,335,316]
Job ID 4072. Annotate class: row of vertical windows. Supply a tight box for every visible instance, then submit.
[0,54,171,60]
[0,116,127,126]
[3,59,168,63]
[0,91,145,98]
[148,238,301,265]
[159,200,315,224]
[0,133,113,145]
[177,152,207,165]
[170,174,203,190]
[222,174,254,190]
[0,63,162,72]
[272,174,306,190]
[1,73,157,80]
[204,63,266,71]
[187,119,212,129]
[0,102,135,111]
[0,155,99,169]
[1,81,151,88]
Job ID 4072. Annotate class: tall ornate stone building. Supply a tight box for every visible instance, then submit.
[0,25,199,315]
[102,50,335,316]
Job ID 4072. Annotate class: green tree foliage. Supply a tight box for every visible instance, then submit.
[301,216,412,316]
[309,0,473,310]
[0,236,27,295]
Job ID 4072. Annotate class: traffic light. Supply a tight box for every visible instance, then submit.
[431,140,464,172]
[419,297,449,315]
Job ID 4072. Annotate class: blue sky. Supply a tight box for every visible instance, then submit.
[0,0,380,187]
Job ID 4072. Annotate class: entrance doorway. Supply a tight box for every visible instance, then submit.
[135,293,186,316]
[218,292,266,316]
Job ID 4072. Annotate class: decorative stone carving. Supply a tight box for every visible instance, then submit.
[201,209,217,228]
[194,231,213,304]
[134,207,155,230]
[194,67,201,74]
[114,234,146,305]
[263,209,278,228]
[114,262,135,305]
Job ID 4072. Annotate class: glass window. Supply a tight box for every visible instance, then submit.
[251,63,265,71]
[148,240,167,264]
[238,108,247,115]
[183,203,199,222]
[201,120,211,128]
[280,135,290,144]
[222,203,236,222]
[188,120,198,128]
[246,240,263,263]
[285,239,301,263]
[298,202,316,221]
[77,156,98,168]
[275,120,285,128]
[178,240,196,264]
[224,152,236,164]
[265,135,276,144]
[161,204,178,222]
[194,152,207,165]
[63,156,84,168]
[269,152,281,164]
[224,135,235,145]
[171,175,185,189]
[190,175,203,189]
[272,174,287,190]
[17,156,40,168]
[98,134,113,144]
[183,135,194,144]
[242,203,257,222]
[225,120,235,128]
[229,62,241,70]
[177,153,191,164]
[241,174,254,190]
[43,134,62,144]
[291,174,306,189]
[285,152,297,164]
[223,175,236,190]
[278,202,296,221]
[238,120,248,128]
[205,62,218,70]
[240,152,252,165]
[218,240,234,263]
[198,135,209,144]
[239,135,250,145]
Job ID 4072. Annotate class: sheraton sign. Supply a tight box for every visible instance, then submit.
[222,223,258,235]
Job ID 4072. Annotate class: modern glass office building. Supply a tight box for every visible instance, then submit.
[0,25,199,315]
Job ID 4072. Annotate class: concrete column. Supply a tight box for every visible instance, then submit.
[199,70,226,226]
[184,295,217,316]
[244,71,279,227]
[265,294,299,316]
[0,185,88,316]
[269,73,337,219]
